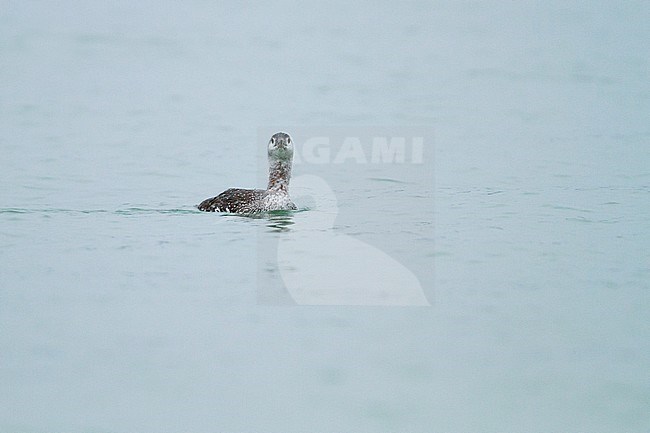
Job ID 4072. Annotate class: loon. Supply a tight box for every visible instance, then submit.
[198,132,297,213]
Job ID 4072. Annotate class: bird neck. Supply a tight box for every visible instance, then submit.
[267,158,292,192]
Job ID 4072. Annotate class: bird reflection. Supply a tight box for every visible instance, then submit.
[265,211,295,232]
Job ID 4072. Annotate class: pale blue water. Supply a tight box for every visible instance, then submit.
[1,1,649,432]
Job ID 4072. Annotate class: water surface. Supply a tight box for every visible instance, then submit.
[1,1,649,432]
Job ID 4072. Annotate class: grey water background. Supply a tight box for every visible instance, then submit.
[1,1,649,432]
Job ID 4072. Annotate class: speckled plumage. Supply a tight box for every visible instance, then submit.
[198,132,297,214]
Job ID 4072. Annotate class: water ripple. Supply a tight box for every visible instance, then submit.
[0,207,201,216]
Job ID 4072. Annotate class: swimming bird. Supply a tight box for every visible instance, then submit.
[198,132,297,213]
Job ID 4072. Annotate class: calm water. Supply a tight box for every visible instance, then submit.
[1,1,649,432]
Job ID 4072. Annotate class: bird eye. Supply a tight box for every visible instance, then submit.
[287,137,291,144]
[270,137,275,145]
